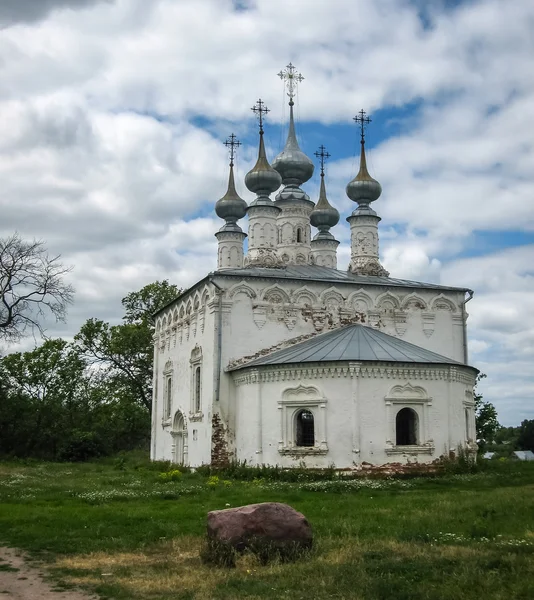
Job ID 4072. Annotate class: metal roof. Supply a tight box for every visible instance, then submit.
[229,323,472,371]
[513,451,534,461]
[215,265,470,293]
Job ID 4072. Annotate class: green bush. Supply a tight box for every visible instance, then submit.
[58,431,107,462]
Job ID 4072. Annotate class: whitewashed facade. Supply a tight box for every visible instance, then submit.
[151,76,477,468]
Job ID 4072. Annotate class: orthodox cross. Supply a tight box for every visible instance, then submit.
[353,109,372,143]
[314,144,331,177]
[251,98,270,134]
[224,133,241,167]
[278,62,304,102]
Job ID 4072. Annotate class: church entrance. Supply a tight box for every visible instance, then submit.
[396,408,418,445]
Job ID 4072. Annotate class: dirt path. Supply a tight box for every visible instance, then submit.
[0,547,98,600]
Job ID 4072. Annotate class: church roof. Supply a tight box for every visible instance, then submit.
[229,323,475,371]
[215,265,471,293]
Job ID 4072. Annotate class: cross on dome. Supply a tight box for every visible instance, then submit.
[314,144,331,177]
[251,98,269,134]
[278,62,304,104]
[353,109,372,144]
[224,133,241,167]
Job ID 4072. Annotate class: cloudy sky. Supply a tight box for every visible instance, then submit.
[1,0,533,425]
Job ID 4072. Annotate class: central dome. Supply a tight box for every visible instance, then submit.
[272,103,314,186]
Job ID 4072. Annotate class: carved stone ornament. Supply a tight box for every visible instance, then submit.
[349,258,390,277]
[245,248,284,268]
[394,310,407,336]
[252,306,267,329]
[312,309,327,331]
[422,312,435,338]
[284,308,298,330]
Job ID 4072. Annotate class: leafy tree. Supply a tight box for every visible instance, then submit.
[517,419,534,452]
[0,339,90,457]
[0,234,74,342]
[0,338,151,459]
[474,373,500,447]
[74,281,181,412]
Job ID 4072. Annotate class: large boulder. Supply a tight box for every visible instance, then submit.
[206,502,312,562]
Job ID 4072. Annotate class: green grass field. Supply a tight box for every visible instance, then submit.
[1,456,533,600]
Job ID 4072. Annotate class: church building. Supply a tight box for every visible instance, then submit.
[151,65,478,468]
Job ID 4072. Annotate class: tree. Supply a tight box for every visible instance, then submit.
[74,280,181,412]
[474,373,500,447]
[0,339,89,457]
[517,419,534,452]
[0,338,151,459]
[0,234,74,342]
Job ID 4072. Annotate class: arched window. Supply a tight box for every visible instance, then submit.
[194,366,201,412]
[396,408,418,445]
[296,410,315,447]
[296,227,303,243]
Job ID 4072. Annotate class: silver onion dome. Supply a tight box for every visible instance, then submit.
[245,131,282,198]
[272,102,314,185]
[346,141,382,207]
[310,174,339,236]
[215,163,247,230]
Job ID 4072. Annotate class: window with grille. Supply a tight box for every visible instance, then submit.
[165,376,172,419]
[296,409,315,447]
[194,366,201,412]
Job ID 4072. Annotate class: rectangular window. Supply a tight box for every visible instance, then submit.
[194,366,201,412]
[166,376,172,419]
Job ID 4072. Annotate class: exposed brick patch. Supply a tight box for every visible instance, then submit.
[211,412,231,467]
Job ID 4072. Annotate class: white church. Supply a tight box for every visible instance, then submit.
[151,65,478,469]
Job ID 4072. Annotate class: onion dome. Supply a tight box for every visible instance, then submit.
[272,101,314,185]
[310,173,339,238]
[245,130,282,200]
[346,140,382,209]
[215,162,247,231]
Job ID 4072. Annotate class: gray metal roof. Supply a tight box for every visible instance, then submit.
[215,265,469,293]
[229,323,472,371]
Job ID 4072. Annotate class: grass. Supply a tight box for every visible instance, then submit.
[0,455,533,599]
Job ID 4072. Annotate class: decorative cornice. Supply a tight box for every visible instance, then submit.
[231,362,476,386]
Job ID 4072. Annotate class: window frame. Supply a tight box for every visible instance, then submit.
[162,360,173,426]
[278,385,328,455]
[189,345,203,421]
[384,383,434,455]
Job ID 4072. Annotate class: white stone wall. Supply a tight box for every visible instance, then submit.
[151,282,219,465]
[276,203,313,265]
[217,277,467,367]
[216,231,246,270]
[231,362,476,468]
[152,272,473,467]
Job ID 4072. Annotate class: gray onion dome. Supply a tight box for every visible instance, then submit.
[272,102,314,185]
[215,163,247,230]
[311,174,339,235]
[346,141,382,206]
[245,132,282,197]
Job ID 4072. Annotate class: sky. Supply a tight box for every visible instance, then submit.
[0,0,533,426]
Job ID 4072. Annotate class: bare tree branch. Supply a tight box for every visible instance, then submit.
[0,233,74,343]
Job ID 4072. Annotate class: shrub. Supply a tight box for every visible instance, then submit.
[58,431,107,462]
[158,470,182,482]
[207,475,220,487]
